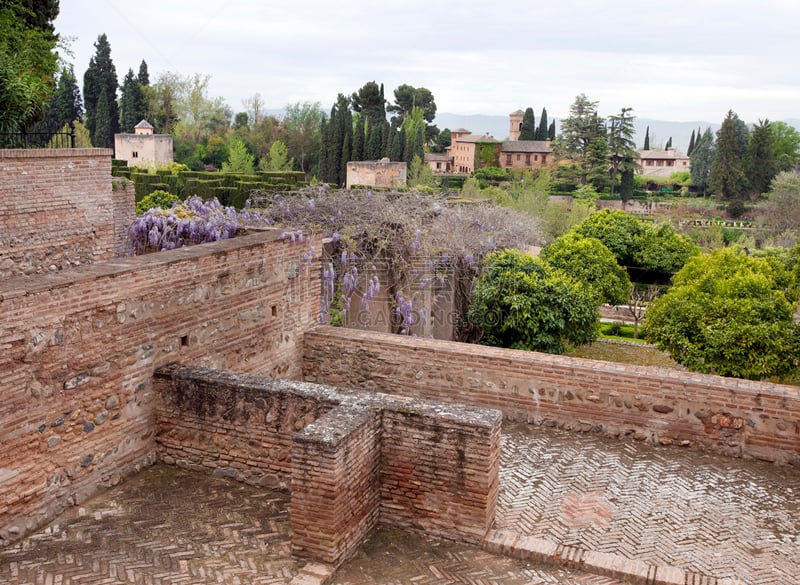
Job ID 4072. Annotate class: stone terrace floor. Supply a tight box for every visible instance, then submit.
[2,422,799,585]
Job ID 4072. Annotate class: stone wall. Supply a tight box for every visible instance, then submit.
[345,159,407,189]
[0,230,320,544]
[153,364,501,567]
[303,326,800,465]
[0,148,129,279]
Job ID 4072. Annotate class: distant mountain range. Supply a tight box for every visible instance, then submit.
[434,113,800,154]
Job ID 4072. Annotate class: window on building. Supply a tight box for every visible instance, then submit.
[132,151,139,158]
[647,160,653,166]
[534,155,538,162]
[656,160,664,167]
[525,154,531,165]
[667,160,674,166]
[516,154,521,161]
[506,154,512,166]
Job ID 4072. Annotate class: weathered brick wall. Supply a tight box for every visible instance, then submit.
[0,231,320,544]
[292,405,382,565]
[303,326,800,465]
[111,178,135,257]
[154,365,339,488]
[0,148,126,279]
[153,364,501,567]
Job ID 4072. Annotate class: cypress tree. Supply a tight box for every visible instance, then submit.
[340,132,351,185]
[744,119,777,195]
[93,86,111,148]
[643,126,650,150]
[137,60,149,85]
[548,120,556,140]
[353,116,365,161]
[119,68,141,133]
[519,107,536,140]
[709,110,748,199]
[387,128,401,161]
[666,136,673,149]
[687,129,696,155]
[83,34,119,146]
[535,107,548,141]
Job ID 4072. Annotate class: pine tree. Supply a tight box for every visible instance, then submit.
[643,126,650,150]
[535,107,548,141]
[519,107,536,140]
[39,64,82,135]
[608,107,638,196]
[687,129,696,156]
[83,34,119,146]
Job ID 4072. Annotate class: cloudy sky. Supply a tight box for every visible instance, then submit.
[55,0,800,125]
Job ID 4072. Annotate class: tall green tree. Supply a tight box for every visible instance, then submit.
[119,68,143,132]
[769,121,800,172]
[548,120,556,140]
[0,1,59,139]
[352,114,365,161]
[320,93,352,185]
[665,136,672,149]
[284,101,325,175]
[147,71,185,134]
[351,81,386,126]
[83,33,119,147]
[388,84,436,126]
[745,119,777,196]
[222,136,255,173]
[690,128,715,196]
[687,129,696,155]
[607,107,638,196]
[554,94,607,186]
[643,126,650,150]
[709,110,749,200]
[535,107,549,141]
[519,107,536,140]
[39,64,82,136]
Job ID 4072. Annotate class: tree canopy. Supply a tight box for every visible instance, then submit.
[468,249,599,353]
[645,248,800,380]
[83,33,120,147]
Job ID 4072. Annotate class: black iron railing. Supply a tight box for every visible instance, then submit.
[0,121,76,149]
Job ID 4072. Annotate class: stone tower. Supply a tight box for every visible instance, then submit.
[509,110,524,141]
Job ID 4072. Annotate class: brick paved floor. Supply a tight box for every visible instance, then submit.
[496,421,800,585]
[3,422,797,584]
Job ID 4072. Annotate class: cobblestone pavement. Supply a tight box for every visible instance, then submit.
[496,421,800,585]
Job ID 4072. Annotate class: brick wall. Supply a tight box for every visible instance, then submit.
[154,364,501,567]
[0,148,130,279]
[0,230,320,544]
[303,326,800,465]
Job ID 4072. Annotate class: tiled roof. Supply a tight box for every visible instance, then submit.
[637,149,688,160]
[501,140,552,153]
[134,119,154,129]
[458,133,499,143]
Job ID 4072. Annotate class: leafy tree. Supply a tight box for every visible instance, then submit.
[633,223,697,275]
[623,284,660,339]
[607,107,638,196]
[388,84,436,126]
[351,81,386,126]
[554,94,607,186]
[241,92,264,127]
[645,248,800,379]
[284,101,325,175]
[690,128,716,196]
[769,121,800,173]
[0,1,59,138]
[402,106,426,164]
[519,107,536,140]
[147,71,185,134]
[540,233,631,305]
[687,129,696,155]
[468,249,599,353]
[535,107,549,141]
[175,73,231,143]
[83,33,119,147]
[222,136,255,173]
[433,128,451,153]
[764,171,800,232]
[745,119,777,196]
[709,110,749,200]
[408,154,434,188]
[573,209,647,266]
[643,126,650,150]
[264,139,293,171]
[135,189,181,215]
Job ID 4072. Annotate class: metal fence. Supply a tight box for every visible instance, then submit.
[0,122,76,149]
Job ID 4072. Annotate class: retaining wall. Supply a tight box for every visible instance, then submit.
[0,230,320,544]
[303,326,800,465]
[0,148,130,279]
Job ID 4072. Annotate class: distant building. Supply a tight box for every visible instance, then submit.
[114,120,173,167]
[346,158,407,189]
[445,113,553,174]
[635,148,691,178]
[424,152,453,173]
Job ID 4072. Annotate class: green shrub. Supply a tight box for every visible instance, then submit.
[135,190,182,215]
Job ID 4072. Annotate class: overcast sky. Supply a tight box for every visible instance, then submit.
[55,0,800,125]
